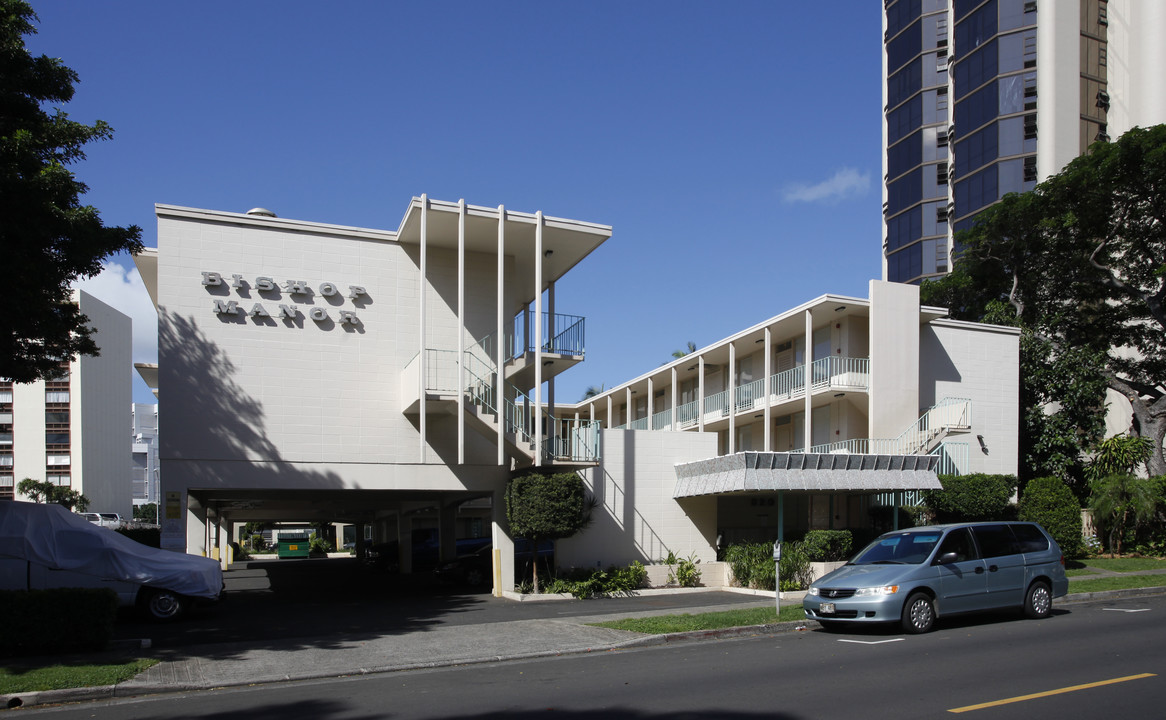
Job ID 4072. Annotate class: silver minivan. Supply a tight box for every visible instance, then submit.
[803,522,1069,633]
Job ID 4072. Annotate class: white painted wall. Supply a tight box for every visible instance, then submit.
[920,319,1020,476]
[1105,1,1166,138]
[868,280,920,438]
[558,429,719,570]
[1036,1,1083,180]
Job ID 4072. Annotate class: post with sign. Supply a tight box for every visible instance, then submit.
[773,540,782,614]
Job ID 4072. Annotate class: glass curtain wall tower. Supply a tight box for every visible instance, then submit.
[882,0,1166,284]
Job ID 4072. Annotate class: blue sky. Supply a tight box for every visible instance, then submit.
[27,1,885,405]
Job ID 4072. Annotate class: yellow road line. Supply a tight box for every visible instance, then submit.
[948,673,1157,713]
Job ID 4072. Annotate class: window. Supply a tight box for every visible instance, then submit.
[0,390,12,403]
[46,454,71,466]
[1012,524,1050,553]
[971,524,1021,558]
[45,432,70,445]
[45,390,69,404]
[46,474,70,486]
[1024,113,1037,140]
[935,528,978,562]
[0,456,12,467]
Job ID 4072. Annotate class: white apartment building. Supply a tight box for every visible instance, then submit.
[135,199,1019,594]
[1,291,132,517]
[132,403,160,506]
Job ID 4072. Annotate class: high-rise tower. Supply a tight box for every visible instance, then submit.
[882,0,1166,284]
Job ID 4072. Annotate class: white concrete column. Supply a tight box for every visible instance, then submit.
[534,211,544,465]
[728,342,736,454]
[698,355,706,432]
[670,366,678,430]
[625,387,632,428]
[647,377,654,430]
[804,309,813,452]
[457,199,466,465]
[217,512,229,570]
[492,487,515,597]
[496,206,506,467]
[606,395,613,428]
[763,326,772,451]
[419,194,428,463]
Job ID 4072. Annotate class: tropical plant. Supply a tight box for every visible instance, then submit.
[802,530,853,562]
[16,477,89,511]
[1089,474,1159,555]
[1085,435,1155,484]
[671,341,697,359]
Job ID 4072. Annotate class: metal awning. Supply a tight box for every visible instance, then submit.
[673,452,942,499]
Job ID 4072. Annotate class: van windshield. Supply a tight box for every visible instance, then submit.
[851,532,942,565]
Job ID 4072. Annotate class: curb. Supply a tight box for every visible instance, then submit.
[5,584,1164,711]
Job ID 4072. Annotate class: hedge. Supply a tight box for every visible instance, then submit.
[922,473,1018,522]
[0,588,119,656]
[1018,476,1084,559]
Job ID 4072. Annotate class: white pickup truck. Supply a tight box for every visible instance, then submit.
[0,502,222,621]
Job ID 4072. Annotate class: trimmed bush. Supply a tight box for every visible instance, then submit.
[922,473,1018,522]
[0,588,118,656]
[802,530,853,562]
[1019,476,1085,558]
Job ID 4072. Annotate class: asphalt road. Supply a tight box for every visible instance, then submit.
[42,592,1166,719]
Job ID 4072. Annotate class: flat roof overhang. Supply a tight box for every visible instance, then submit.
[673,452,941,499]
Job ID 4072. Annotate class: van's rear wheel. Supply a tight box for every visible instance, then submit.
[140,588,186,622]
[1024,580,1052,619]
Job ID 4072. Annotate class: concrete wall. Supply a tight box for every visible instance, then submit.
[558,429,719,570]
[868,280,920,438]
[920,319,1021,476]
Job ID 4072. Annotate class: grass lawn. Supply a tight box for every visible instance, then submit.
[1068,574,1166,593]
[591,603,805,633]
[0,658,158,694]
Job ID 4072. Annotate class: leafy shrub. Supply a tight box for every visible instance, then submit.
[1018,476,1084,558]
[308,533,333,555]
[802,530,853,562]
[0,588,118,656]
[724,541,811,591]
[922,473,1018,522]
[537,561,647,598]
[116,526,161,548]
[662,551,703,587]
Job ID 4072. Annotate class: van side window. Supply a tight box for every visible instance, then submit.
[971,524,1021,559]
[935,527,978,563]
[1011,523,1050,553]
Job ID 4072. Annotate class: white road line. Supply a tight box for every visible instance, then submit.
[1102,608,1151,613]
[837,638,905,645]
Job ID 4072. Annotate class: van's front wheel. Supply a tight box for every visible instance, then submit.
[1024,580,1052,619]
[901,592,936,634]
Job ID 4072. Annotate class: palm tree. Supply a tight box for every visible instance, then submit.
[581,385,603,401]
[672,341,697,359]
[1089,473,1157,555]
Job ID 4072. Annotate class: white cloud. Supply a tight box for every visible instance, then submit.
[782,167,871,204]
[73,261,157,367]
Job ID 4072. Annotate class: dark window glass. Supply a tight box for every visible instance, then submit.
[954,0,986,23]
[888,57,923,110]
[955,0,998,54]
[954,121,998,177]
[887,168,923,216]
[888,19,923,74]
[888,130,923,180]
[954,164,999,217]
[888,95,923,146]
[1011,524,1050,553]
[887,243,923,282]
[971,524,1021,558]
[955,79,998,135]
[935,528,980,562]
[886,205,923,252]
[887,0,923,39]
[45,412,69,425]
[954,38,998,100]
[953,216,978,234]
[45,433,69,445]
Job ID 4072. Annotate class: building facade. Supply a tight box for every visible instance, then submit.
[132,403,160,507]
[137,199,1020,594]
[882,0,1166,284]
[1,291,132,516]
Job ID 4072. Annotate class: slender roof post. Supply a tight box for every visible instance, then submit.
[763,326,772,452]
[728,341,736,454]
[419,194,428,463]
[534,211,544,466]
[496,205,506,467]
[804,308,813,451]
[457,199,466,466]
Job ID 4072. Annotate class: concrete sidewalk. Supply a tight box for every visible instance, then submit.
[5,585,1166,711]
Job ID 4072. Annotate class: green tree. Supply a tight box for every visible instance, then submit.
[132,502,158,523]
[0,0,142,382]
[671,341,697,359]
[921,473,1017,523]
[16,477,89,511]
[580,385,604,401]
[923,125,1166,478]
[1085,434,1155,483]
[505,471,590,594]
[1089,474,1158,555]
